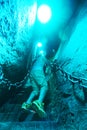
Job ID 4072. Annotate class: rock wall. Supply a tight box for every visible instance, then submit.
[46,2,87,129]
[0,0,37,82]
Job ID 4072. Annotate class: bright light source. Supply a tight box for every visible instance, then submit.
[37,42,42,47]
[37,4,52,24]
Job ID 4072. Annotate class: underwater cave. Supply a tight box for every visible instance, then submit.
[0,0,87,129]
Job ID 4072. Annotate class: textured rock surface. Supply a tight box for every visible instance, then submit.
[48,4,87,129]
[0,0,37,82]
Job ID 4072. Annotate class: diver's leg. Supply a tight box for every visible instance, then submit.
[31,70,48,103]
[26,78,39,103]
[38,82,48,103]
[32,72,48,117]
[22,78,39,110]
[31,83,48,118]
[26,89,39,104]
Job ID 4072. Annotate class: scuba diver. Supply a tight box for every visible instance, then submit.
[21,45,51,118]
[21,36,59,118]
[22,56,48,118]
